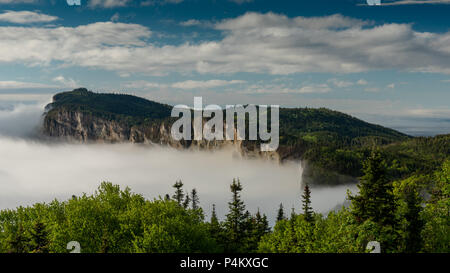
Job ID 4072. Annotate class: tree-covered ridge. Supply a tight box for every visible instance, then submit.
[45,88,408,143]
[46,88,173,125]
[0,156,448,253]
[301,134,450,183]
[43,89,449,184]
[279,107,408,147]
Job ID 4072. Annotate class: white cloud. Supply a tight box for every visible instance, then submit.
[0,21,151,64]
[0,0,37,3]
[1,13,450,76]
[328,78,354,88]
[141,0,184,6]
[171,79,246,89]
[179,19,202,27]
[52,76,79,88]
[123,80,166,89]
[110,12,120,22]
[357,79,368,85]
[241,83,332,94]
[407,108,450,118]
[382,0,450,5]
[122,79,246,91]
[387,83,396,88]
[0,10,58,24]
[0,81,56,89]
[296,84,332,94]
[89,0,132,8]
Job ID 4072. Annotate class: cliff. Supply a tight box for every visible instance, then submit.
[42,88,420,185]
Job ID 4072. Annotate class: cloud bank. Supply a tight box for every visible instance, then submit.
[0,100,356,224]
[0,138,356,224]
[0,10,58,24]
[0,12,450,75]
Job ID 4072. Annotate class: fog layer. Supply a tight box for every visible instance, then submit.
[0,100,357,224]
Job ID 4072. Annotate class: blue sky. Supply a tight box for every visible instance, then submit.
[0,0,449,134]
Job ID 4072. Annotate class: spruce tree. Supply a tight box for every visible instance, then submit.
[348,149,399,252]
[255,210,270,236]
[276,203,285,222]
[224,178,246,252]
[29,220,49,253]
[210,204,220,228]
[183,193,191,209]
[172,180,184,206]
[209,204,224,250]
[404,189,423,253]
[242,209,269,252]
[349,150,397,226]
[191,188,200,210]
[302,183,314,223]
[7,224,28,253]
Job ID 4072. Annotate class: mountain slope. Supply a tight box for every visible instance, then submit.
[43,88,449,185]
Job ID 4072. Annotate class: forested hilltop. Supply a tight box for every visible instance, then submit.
[0,155,448,253]
[43,88,449,185]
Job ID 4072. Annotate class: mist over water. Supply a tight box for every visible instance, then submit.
[0,100,357,224]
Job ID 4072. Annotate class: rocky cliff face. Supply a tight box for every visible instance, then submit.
[43,107,361,186]
[43,108,282,161]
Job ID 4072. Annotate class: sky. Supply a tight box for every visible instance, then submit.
[0,0,449,135]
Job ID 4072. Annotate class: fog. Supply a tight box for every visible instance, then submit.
[0,100,357,225]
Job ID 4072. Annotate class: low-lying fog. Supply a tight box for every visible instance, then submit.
[0,99,357,225]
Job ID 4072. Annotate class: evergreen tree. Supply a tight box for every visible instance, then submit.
[404,189,423,253]
[255,210,270,236]
[276,203,285,222]
[172,180,184,206]
[208,204,224,251]
[348,150,399,252]
[241,209,270,253]
[29,220,50,253]
[290,207,296,220]
[191,188,200,210]
[302,183,314,223]
[349,150,397,226]
[210,204,220,228]
[7,224,28,253]
[183,193,191,209]
[224,178,246,252]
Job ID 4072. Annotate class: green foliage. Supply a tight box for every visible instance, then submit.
[348,150,400,252]
[46,88,172,126]
[349,150,397,225]
[0,182,217,253]
[29,220,50,253]
[258,210,360,253]
[276,203,285,222]
[0,159,448,253]
[301,184,314,223]
[223,178,246,252]
[402,189,424,253]
[421,160,450,253]
[172,180,184,206]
